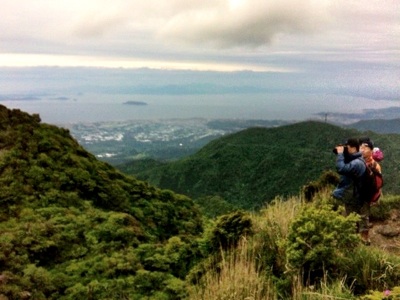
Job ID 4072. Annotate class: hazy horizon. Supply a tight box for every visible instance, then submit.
[1,1,399,124]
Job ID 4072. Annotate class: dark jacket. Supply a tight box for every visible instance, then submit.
[332,152,366,202]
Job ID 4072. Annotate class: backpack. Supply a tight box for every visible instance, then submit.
[360,161,383,204]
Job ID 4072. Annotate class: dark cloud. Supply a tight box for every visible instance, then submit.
[0,0,398,72]
[159,0,330,48]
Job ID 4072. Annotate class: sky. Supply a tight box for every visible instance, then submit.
[0,0,399,123]
[0,0,398,71]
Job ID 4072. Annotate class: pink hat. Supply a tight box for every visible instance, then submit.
[372,147,384,162]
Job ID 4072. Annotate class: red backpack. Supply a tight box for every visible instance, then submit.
[361,161,383,204]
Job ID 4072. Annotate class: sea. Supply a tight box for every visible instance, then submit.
[1,92,398,125]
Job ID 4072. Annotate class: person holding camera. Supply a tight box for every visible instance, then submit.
[332,138,370,245]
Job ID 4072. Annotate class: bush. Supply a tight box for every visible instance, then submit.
[302,170,339,202]
[285,201,360,284]
[208,210,253,252]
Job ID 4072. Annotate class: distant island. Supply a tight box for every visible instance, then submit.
[123,101,147,106]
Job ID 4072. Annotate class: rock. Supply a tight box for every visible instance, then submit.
[376,225,400,237]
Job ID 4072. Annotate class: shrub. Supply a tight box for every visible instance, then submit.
[194,195,237,218]
[208,210,253,252]
[302,170,339,202]
[285,201,360,284]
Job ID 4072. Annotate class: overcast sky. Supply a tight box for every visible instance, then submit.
[0,0,399,125]
[0,0,399,72]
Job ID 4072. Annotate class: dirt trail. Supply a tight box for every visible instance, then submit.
[369,209,400,254]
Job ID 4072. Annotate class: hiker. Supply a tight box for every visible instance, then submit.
[360,139,383,205]
[360,139,382,173]
[332,138,370,245]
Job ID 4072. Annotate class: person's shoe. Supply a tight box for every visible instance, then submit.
[360,231,371,246]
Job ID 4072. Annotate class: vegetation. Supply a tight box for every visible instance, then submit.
[188,196,400,299]
[121,120,400,210]
[347,118,400,134]
[1,104,400,299]
[0,105,203,299]
[72,119,288,165]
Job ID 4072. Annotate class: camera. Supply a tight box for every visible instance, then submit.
[332,144,348,155]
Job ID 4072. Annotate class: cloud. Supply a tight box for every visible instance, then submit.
[0,0,398,71]
[72,11,128,39]
[158,0,331,48]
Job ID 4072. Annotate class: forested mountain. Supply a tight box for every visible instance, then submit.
[0,105,203,299]
[347,118,400,134]
[119,121,400,209]
[2,104,400,299]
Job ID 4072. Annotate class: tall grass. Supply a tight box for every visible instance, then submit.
[370,194,400,221]
[344,246,400,294]
[187,238,277,300]
[188,196,302,299]
[188,194,400,299]
[291,275,356,300]
[255,195,302,239]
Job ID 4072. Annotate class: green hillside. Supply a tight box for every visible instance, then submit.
[120,121,400,209]
[0,105,203,299]
[3,105,400,299]
[347,118,400,134]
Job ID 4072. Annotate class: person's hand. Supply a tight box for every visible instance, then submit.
[335,145,344,154]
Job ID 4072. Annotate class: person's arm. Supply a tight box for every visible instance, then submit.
[335,146,349,174]
[336,153,365,176]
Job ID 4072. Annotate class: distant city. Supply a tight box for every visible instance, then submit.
[66,118,289,164]
[64,104,400,165]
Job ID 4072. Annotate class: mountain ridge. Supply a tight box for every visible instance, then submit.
[120,120,400,209]
[0,104,205,298]
[2,105,400,298]
[347,118,400,134]
[0,104,203,238]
